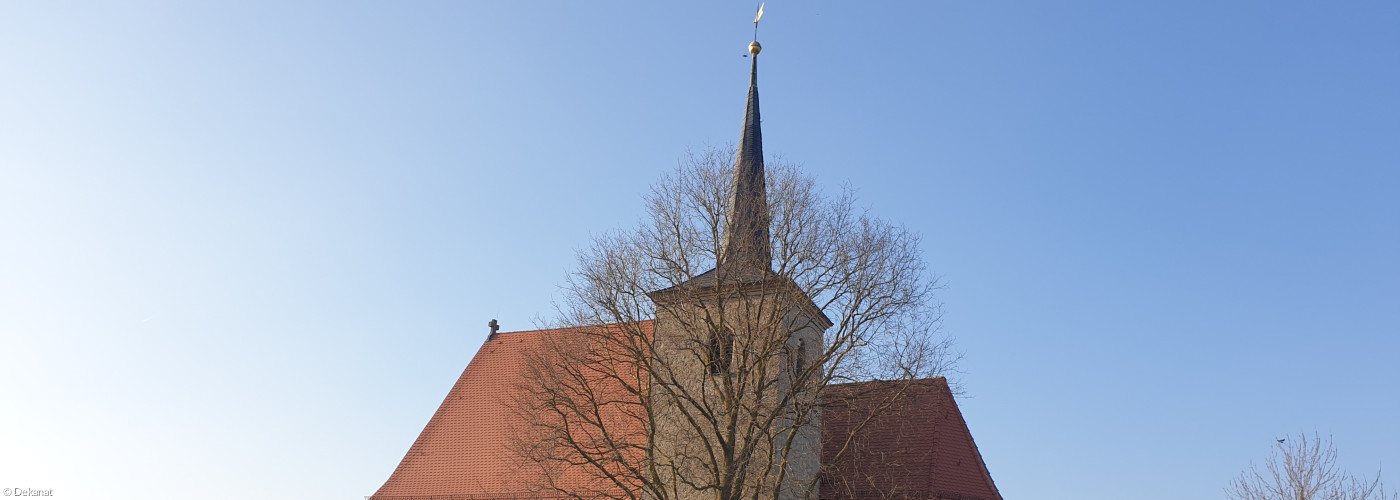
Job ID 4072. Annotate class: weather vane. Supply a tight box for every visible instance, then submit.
[753,2,764,41]
[747,3,764,57]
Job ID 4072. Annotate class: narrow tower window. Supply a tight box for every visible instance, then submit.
[793,337,806,374]
[708,328,734,375]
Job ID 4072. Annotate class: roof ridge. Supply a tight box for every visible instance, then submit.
[482,319,656,339]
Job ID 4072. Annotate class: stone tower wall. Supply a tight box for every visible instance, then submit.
[649,285,826,500]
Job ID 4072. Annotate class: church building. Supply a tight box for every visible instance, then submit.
[368,36,1001,500]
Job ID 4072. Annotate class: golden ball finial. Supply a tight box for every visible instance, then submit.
[749,41,762,55]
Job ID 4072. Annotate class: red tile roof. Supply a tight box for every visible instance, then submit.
[370,324,999,500]
[822,379,1002,500]
[369,324,614,500]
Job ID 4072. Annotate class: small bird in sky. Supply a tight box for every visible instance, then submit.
[1277,438,1286,443]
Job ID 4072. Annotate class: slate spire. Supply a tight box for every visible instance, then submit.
[720,41,772,272]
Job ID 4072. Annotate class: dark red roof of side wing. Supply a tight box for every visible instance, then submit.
[821,378,1002,500]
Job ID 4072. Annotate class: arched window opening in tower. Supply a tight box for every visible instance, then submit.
[708,327,734,375]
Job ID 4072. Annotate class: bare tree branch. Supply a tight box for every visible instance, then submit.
[1227,432,1395,500]
[511,147,958,500]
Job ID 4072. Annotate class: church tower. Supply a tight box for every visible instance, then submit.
[647,39,832,500]
[369,20,1002,500]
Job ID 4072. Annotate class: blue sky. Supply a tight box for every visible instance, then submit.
[1,2,1396,499]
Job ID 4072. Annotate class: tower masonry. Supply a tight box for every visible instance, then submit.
[647,39,832,500]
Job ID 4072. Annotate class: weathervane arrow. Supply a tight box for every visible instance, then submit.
[752,2,764,42]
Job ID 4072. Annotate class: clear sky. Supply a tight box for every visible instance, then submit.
[1,2,1396,499]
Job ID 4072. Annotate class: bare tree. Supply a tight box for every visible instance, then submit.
[1227,432,1395,500]
[510,146,958,500]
